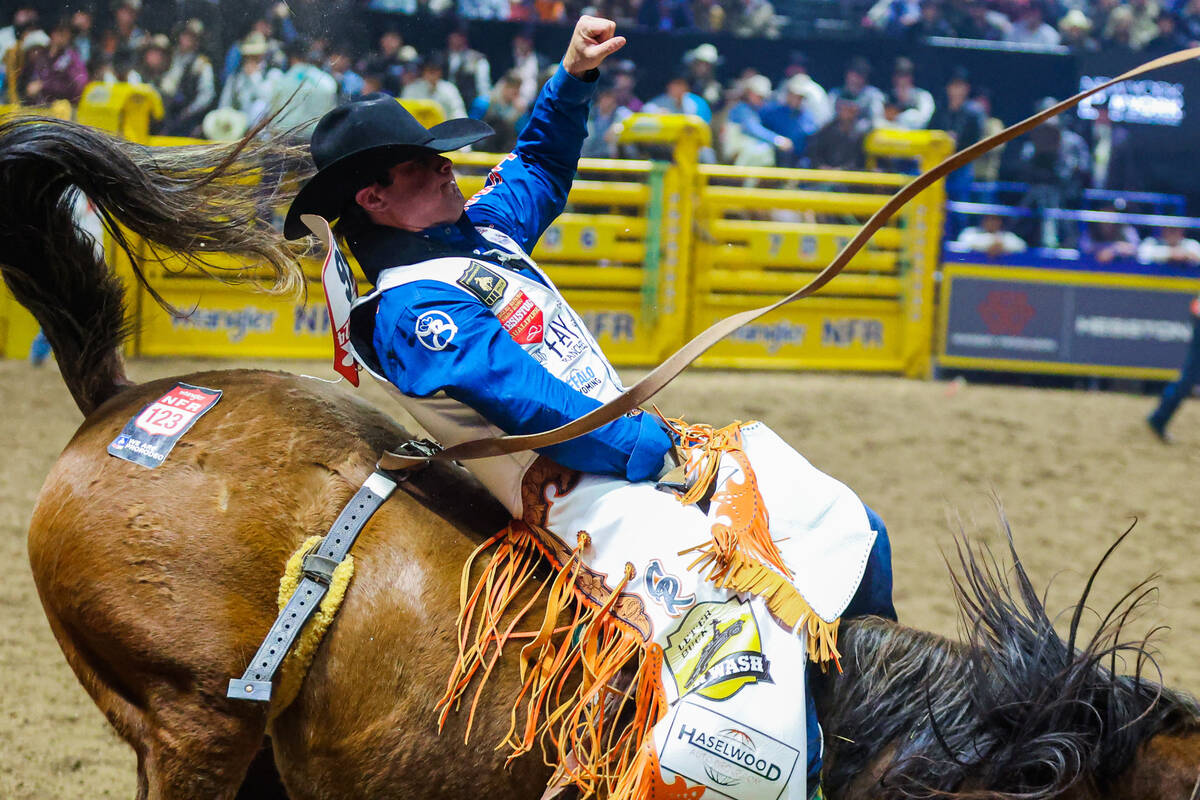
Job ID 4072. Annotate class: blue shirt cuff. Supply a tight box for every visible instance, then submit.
[549,63,598,106]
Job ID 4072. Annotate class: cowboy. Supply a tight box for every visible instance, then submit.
[285,16,894,794]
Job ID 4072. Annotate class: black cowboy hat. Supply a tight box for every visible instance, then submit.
[283,93,492,239]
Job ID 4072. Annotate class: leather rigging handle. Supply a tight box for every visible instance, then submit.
[370,46,1200,470]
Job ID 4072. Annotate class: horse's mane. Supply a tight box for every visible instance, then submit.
[816,521,1200,799]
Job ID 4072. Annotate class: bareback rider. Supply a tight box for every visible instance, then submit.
[284,16,895,791]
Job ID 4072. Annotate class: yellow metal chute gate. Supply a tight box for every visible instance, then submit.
[690,129,951,377]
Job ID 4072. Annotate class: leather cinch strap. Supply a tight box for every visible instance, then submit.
[367,47,1200,470]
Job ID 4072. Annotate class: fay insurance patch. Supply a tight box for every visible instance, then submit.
[108,383,221,468]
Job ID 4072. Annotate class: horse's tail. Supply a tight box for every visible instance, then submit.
[0,116,309,415]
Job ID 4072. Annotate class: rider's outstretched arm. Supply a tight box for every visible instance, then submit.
[374,281,671,482]
[465,16,626,251]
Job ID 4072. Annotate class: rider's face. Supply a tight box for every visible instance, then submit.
[359,154,465,231]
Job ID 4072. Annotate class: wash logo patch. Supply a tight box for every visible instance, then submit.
[457,262,508,306]
[664,597,772,702]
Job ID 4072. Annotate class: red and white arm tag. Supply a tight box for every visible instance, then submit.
[304,214,361,386]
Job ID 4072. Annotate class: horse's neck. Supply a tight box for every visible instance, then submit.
[811,616,968,799]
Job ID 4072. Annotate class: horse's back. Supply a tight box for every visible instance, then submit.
[26,369,544,799]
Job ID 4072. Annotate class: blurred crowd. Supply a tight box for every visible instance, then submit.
[0,0,1193,263]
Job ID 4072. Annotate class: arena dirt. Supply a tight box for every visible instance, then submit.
[2,358,1198,798]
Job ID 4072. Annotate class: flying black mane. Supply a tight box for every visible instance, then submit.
[815,523,1200,799]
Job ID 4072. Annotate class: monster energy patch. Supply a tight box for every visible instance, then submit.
[457,262,508,306]
[664,597,772,702]
[107,383,221,469]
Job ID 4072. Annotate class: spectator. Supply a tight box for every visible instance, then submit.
[477,72,527,152]
[807,94,870,170]
[159,20,216,137]
[1091,0,1123,36]
[693,0,728,31]
[1144,11,1190,53]
[223,17,287,82]
[23,21,88,105]
[864,0,921,35]
[639,0,695,30]
[730,0,781,37]
[361,30,414,97]
[327,43,365,102]
[403,55,468,121]
[883,57,935,130]
[723,74,790,166]
[955,1,1009,40]
[761,75,818,166]
[972,88,1005,190]
[782,51,831,126]
[1128,0,1162,49]
[581,87,633,158]
[138,34,172,97]
[1086,97,1136,191]
[1102,5,1139,52]
[929,67,984,230]
[954,213,1027,256]
[1080,203,1139,263]
[95,48,142,84]
[1018,98,1089,247]
[458,0,511,20]
[446,28,491,111]
[829,57,885,123]
[907,0,956,37]
[1138,226,1200,264]
[683,43,723,110]
[1006,2,1061,46]
[0,6,37,62]
[645,73,712,121]
[1179,0,1200,43]
[1059,9,1099,51]
[269,38,338,140]
[69,9,95,66]
[609,60,643,113]
[510,31,543,108]
[108,0,146,58]
[218,32,282,127]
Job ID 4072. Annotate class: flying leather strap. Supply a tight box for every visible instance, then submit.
[307,47,1200,471]
[227,469,399,702]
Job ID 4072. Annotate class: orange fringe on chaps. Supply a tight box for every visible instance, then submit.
[666,419,843,669]
[436,523,668,799]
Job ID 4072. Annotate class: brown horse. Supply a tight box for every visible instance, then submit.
[4,118,1199,800]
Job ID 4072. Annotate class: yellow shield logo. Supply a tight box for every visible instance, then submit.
[663,597,772,701]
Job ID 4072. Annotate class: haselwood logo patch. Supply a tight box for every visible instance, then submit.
[664,597,771,702]
[457,262,508,306]
[658,703,800,800]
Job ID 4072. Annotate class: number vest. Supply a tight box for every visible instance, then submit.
[353,227,627,516]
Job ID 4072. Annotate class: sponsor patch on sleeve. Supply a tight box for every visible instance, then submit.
[457,262,508,306]
[108,383,221,469]
[496,290,545,345]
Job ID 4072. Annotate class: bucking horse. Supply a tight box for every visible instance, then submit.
[2,107,1199,798]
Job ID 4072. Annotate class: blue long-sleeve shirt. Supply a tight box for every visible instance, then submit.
[354,65,672,481]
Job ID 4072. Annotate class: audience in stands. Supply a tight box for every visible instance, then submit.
[829,57,885,123]
[1138,226,1200,264]
[4,0,1197,257]
[402,55,468,120]
[159,19,215,137]
[954,214,1028,256]
[807,94,870,170]
[1080,204,1141,262]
